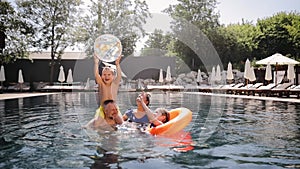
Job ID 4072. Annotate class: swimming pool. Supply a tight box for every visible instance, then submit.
[0,92,299,168]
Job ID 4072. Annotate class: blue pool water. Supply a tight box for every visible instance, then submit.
[0,92,300,168]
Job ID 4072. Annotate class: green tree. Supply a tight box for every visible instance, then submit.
[255,12,300,60]
[163,0,220,71]
[74,0,151,59]
[141,29,172,56]
[215,22,259,70]
[0,1,35,64]
[16,0,82,83]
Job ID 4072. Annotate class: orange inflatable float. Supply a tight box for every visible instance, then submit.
[147,107,193,135]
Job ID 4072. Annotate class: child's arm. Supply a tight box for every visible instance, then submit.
[138,95,163,126]
[114,54,122,84]
[94,54,104,85]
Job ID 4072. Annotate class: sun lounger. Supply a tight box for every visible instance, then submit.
[7,82,31,92]
[210,85,225,93]
[288,85,300,98]
[225,83,244,94]
[235,83,264,96]
[195,85,212,93]
[270,82,293,97]
[254,83,277,96]
[234,84,253,95]
[249,83,263,89]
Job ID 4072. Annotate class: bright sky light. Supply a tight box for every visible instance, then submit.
[76,0,300,53]
[145,0,300,25]
[216,0,300,25]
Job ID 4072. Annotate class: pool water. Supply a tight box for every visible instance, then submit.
[0,92,300,168]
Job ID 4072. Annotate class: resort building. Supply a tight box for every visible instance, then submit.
[2,52,176,90]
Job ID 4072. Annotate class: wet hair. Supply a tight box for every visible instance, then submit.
[155,108,169,123]
[103,99,115,107]
[145,92,151,106]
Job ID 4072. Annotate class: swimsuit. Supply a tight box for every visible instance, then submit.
[124,109,149,124]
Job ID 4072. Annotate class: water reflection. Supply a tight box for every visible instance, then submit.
[222,97,300,149]
[0,92,299,168]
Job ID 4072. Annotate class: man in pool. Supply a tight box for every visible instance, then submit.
[84,100,123,130]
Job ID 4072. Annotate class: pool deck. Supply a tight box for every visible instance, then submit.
[0,92,58,100]
[0,91,299,103]
[188,92,300,103]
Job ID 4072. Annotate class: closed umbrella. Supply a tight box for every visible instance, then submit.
[196,69,203,84]
[0,65,5,91]
[265,63,272,81]
[226,62,234,80]
[18,69,24,84]
[249,66,256,82]
[85,78,90,90]
[58,66,65,83]
[165,66,172,82]
[287,64,295,83]
[158,69,163,83]
[66,69,73,84]
[215,64,222,82]
[18,69,24,91]
[0,65,5,82]
[244,59,251,80]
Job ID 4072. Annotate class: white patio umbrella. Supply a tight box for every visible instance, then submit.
[244,58,251,80]
[66,68,73,84]
[18,69,24,84]
[256,53,300,65]
[158,69,163,83]
[226,62,234,80]
[257,53,299,84]
[0,65,5,82]
[18,69,24,91]
[196,69,203,83]
[287,64,295,82]
[249,66,256,82]
[0,65,5,91]
[265,63,272,81]
[58,66,65,83]
[165,66,172,82]
[215,64,222,82]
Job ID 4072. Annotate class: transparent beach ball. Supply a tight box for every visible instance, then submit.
[94,34,122,62]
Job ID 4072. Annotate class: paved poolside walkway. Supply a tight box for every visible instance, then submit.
[188,92,300,103]
[0,92,58,100]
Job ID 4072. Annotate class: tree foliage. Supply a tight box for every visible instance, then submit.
[255,12,300,60]
[145,9,300,71]
[141,29,172,56]
[154,0,220,71]
[74,0,151,59]
[16,0,82,83]
[0,1,35,64]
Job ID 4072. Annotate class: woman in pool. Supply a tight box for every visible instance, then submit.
[122,92,152,124]
[136,94,169,127]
